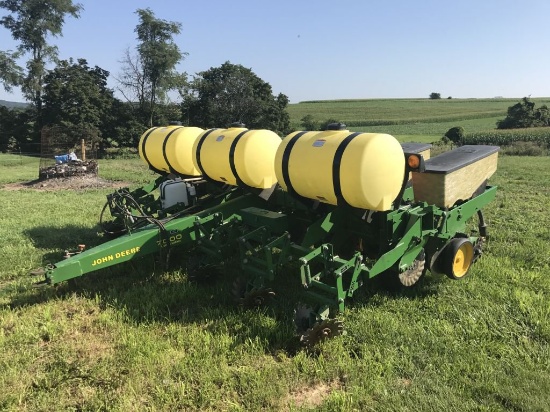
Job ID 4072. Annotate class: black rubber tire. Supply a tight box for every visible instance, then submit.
[444,238,474,280]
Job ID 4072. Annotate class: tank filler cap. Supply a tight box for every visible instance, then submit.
[229,121,246,128]
[168,121,182,126]
[326,122,347,130]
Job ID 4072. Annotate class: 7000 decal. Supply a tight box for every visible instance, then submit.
[156,233,183,247]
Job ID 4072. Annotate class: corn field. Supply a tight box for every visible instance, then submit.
[464,127,550,146]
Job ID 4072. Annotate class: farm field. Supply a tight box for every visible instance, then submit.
[287,97,550,141]
[1,99,550,410]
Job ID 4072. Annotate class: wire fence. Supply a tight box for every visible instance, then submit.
[1,127,100,178]
[0,157,38,168]
[0,142,41,167]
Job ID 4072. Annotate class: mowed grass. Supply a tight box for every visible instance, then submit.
[0,150,549,411]
[0,155,41,184]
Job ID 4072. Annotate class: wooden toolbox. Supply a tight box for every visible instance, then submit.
[411,145,499,208]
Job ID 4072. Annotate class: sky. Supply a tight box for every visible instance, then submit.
[1,0,549,104]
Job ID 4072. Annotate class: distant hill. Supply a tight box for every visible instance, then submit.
[0,99,29,109]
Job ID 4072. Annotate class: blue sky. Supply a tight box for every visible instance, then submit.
[1,0,549,103]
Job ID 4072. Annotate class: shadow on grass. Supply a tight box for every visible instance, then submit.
[5,251,304,353]
[353,272,444,307]
[7,244,444,355]
[2,223,107,309]
[24,224,105,254]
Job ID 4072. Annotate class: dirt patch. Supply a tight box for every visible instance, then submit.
[2,175,129,191]
[285,379,341,409]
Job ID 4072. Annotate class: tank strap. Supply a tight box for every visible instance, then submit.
[281,131,309,197]
[140,127,164,175]
[162,126,184,174]
[332,132,362,206]
[228,130,255,190]
[194,128,219,177]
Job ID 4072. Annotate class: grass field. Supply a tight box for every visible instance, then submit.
[1,98,550,410]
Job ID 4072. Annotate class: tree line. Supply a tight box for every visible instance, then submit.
[0,1,291,153]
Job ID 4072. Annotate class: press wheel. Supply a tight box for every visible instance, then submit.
[444,238,474,280]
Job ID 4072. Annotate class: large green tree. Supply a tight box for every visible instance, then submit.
[0,105,35,153]
[497,97,550,129]
[0,0,82,129]
[183,62,291,135]
[117,8,185,127]
[42,58,114,133]
[0,50,23,91]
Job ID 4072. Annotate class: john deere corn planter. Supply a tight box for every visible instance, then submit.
[32,123,499,347]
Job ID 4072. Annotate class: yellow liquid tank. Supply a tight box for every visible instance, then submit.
[274,129,405,211]
[138,125,204,176]
[192,127,281,189]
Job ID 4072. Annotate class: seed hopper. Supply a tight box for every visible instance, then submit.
[32,123,499,346]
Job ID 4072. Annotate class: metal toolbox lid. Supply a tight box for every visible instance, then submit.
[424,145,500,174]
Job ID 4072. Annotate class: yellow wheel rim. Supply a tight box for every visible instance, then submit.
[452,242,474,278]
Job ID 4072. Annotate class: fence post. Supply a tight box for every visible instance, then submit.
[81,139,86,161]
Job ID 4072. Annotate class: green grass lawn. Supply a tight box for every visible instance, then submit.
[0,150,549,410]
